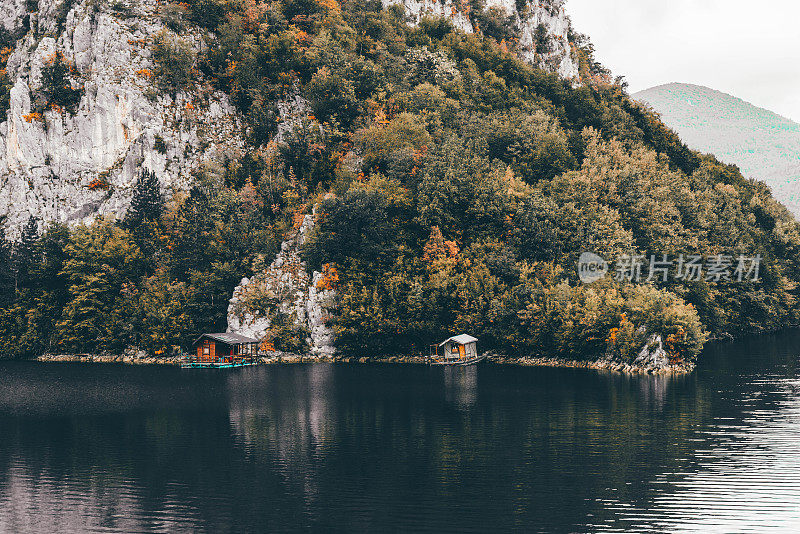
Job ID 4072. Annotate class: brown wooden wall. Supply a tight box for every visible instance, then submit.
[197,339,216,362]
[194,339,254,362]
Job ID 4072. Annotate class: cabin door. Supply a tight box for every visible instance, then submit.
[458,344,465,359]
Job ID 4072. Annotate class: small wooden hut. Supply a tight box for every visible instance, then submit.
[436,334,478,361]
[191,333,259,366]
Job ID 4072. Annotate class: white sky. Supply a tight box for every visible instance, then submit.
[565,0,800,123]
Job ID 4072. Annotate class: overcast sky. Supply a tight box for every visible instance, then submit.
[566,0,800,123]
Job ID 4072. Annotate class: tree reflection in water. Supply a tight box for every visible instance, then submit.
[0,331,799,532]
[443,366,477,409]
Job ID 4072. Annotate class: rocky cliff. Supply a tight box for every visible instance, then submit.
[227,211,336,355]
[0,0,581,238]
[383,0,579,80]
[0,0,242,237]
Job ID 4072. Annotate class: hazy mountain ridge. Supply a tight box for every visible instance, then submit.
[634,83,800,217]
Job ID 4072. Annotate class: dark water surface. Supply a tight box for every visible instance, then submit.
[2,332,800,533]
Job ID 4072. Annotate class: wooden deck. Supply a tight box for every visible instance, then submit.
[180,356,258,369]
[429,354,487,366]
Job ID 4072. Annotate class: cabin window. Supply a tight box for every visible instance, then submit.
[203,344,210,355]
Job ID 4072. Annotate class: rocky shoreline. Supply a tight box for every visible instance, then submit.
[34,351,693,374]
[36,352,185,366]
[486,355,694,374]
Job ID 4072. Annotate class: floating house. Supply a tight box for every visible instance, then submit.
[187,333,260,368]
[430,334,482,365]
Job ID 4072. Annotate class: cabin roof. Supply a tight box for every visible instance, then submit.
[193,332,260,346]
[439,334,478,346]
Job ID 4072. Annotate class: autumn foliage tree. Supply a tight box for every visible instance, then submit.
[2,0,800,365]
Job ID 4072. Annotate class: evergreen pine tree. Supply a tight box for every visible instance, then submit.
[0,217,14,306]
[41,52,83,111]
[124,169,164,229]
[11,215,39,292]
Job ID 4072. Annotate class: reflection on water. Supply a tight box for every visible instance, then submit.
[593,333,800,532]
[227,364,336,508]
[443,366,477,408]
[635,371,675,410]
[0,330,799,532]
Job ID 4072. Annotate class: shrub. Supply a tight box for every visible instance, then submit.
[188,0,228,30]
[87,177,110,190]
[41,52,83,112]
[151,30,195,94]
[0,68,13,119]
[153,134,167,154]
[472,3,516,43]
[355,112,431,177]
[533,23,553,54]
[270,312,310,353]
[23,112,44,123]
[109,0,134,18]
[307,66,359,127]
[159,2,189,33]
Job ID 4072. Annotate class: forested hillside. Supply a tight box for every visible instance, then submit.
[1,0,799,366]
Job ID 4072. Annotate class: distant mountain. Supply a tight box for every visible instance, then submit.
[634,83,800,217]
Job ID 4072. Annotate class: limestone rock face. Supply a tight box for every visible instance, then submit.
[0,0,242,237]
[227,212,336,355]
[515,0,578,79]
[632,334,671,371]
[0,0,581,238]
[383,0,579,80]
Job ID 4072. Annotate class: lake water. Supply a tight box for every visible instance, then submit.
[1,331,800,532]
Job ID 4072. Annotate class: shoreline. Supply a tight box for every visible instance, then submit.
[487,355,694,374]
[33,352,694,374]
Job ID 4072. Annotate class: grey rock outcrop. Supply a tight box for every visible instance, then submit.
[632,334,670,371]
[227,211,336,355]
[383,0,580,80]
[0,0,242,237]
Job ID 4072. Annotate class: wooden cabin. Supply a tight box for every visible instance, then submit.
[437,334,478,361]
[192,333,259,365]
